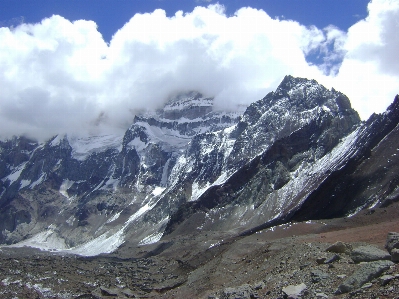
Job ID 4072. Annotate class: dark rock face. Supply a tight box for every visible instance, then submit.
[163,76,361,234]
[291,95,399,221]
[165,93,399,238]
[1,76,399,256]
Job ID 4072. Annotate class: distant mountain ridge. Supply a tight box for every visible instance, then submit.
[1,75,398,257]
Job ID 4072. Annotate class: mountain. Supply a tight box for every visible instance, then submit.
[0,91,242,253]
[0,75,398,258]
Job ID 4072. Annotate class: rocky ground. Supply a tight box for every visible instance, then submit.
[1,202,399,299]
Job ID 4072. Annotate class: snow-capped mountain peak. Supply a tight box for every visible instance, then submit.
[1,77,398,259]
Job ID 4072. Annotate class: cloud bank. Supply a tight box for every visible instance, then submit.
[0,0,398,141]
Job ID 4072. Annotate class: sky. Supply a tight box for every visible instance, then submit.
[0,0,398,141]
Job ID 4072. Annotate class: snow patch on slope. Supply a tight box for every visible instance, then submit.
[163,96,213,111]
[59,179,74,198]
[152,186,166,196]
[8,226,67,251]
[30,173,47,189]
[66,230,125,256]
[1,162,28,184]
[49,135,63,147]
[134,122,192,151]
[69,134,123,161]
[20,179,31,189]
[138,232,163,245]
[262,126,362,220]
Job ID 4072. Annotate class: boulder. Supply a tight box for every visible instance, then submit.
[326,241,351,254]
[391,248,399,262]
[311,270,329,283]
[253,281,266,290]
[282,283,307,299]
[221,284,258,299]
[385,232,399,254]
[361,282,373,289]
[121,288,138,298]
[351,245,391,263]
[324,254,340,264]
[92,286,122,298]
[335,260,394,294]
[99,286,119,296]
[379,274,394,286]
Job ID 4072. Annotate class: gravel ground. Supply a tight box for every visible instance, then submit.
[1,202,399,299]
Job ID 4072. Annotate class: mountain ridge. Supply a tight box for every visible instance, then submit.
[1,75,398,259]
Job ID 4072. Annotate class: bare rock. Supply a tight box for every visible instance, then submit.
[335,260,394,294]
[99,286,119,296]
[253,281,266,290]
[324,254,340,264]
[221,284,258,299]
[311,270,329,283]
[391,248,399,262]
[351,245,391,263]
[326,241,351,254]
[385,232,399,254]
[121,288,138,298]
[282,283,307,299]
[379,274,395,286]
[361,282,373,289]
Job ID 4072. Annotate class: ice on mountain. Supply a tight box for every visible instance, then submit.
[59,179,74,198]
[163,97,213,111]
[127,137,147,152]
[66,216,75,226]
[191,181,211,202]
[19,179,31,190]
[152,186,166,196]
[2,162,27,184]
[100,177,120,191]
[69,134,123,161]
[138,232,163,245]
[30,173,47,189]
[9,227,68,251]
[66,229,125,256]
[106,211,122,224]
[49,135,62,147]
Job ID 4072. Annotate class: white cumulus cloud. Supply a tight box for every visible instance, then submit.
[328,0,399,119]
[0,0,398,141]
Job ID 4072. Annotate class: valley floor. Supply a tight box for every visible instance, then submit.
[1,202,399,299]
